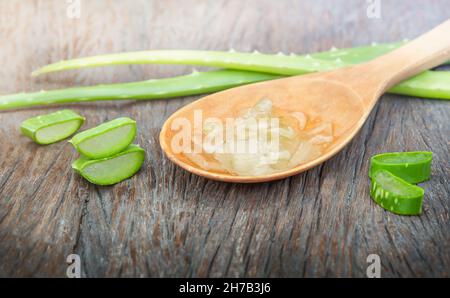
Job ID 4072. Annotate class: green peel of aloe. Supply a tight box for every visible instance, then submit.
[0,70,279,110]
[20,109,85,145]
[31,49,342,76]
[369,151,433,184]
[70,117,137,159]
[2,42,450,111]
[2,69,449,111]
[34,41,450,76]
[72,144,145,186]
[370,169,424,215]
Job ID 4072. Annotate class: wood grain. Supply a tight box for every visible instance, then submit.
[0,0,449,277]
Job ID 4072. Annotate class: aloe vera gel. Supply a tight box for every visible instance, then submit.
[71,117,145,185]
[370,170,424,215]
[185,99,334,176]
[70,117,137,159]
[72,145,145,186]
[21,109,85,145]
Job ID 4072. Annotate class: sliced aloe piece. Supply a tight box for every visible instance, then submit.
[20,109,85,145]
[72,144,145,186]
[369,151,432,184]
[70,117,137,159]
[370,169,424,215]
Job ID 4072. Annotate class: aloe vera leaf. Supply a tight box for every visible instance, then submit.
[2,70,450,112]
[72,144,145,186]
[2,43,450,111]
[315,42,446,65]
[32,42,449,76]
[20,109,85,145]
[312,42,405,64]
[0,70,450,110]
[369,151,432,184]
[31,50,344,76]
[370,169,424,215]
[2,69,449,111]
[389,71,450,99]
[0,70,281,110]
[70,117,137,159]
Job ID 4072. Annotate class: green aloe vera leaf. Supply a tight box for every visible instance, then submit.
[72,144,145,186]
[2,43,450,111]
[369,151,432,184]
[70,117,137,159]
[31,41,449,76]
[1,69,450,111]
[20,109,85,145]
[389,71,450,99]
[0,70,281,110]
[31,49,344,76]
[370,169,424,215]
[315,41,447,65]
[312,42,405,64]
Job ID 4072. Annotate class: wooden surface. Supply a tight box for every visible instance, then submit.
[0,0,449,278]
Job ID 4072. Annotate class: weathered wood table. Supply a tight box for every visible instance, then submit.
[0,0,448,277]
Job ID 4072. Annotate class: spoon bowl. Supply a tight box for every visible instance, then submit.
[160,75,366,182]
[160,20,450,182]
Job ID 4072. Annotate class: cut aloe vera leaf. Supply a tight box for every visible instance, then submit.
[312,42,405,64]
[369,151,432,184]
[0,70,281,110]
[32,49,343,76]
[389,71,450,99]
[72,144,145,186]
[33,41,448,76]
[20,109,85,145]
[370,169,424,215]
[70,117,137,159]
[1,69,448,112]
[2,43,450,111]
[3,43,449,111]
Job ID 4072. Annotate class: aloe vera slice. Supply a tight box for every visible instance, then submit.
[20,109,84,145]
[70,117,137,159]
[369,151,432,184]
[370,169,424,215]
[72,144,145,185]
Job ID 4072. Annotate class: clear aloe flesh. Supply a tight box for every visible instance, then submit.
[185,99,332,176]
[20,109,85,144]
[70,117,137,159]
[1,42,450,110]
[72,144,145,186]
[370,169,424,215]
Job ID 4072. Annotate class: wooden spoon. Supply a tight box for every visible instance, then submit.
[160,20,450,183]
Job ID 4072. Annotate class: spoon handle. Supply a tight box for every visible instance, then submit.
[357,19,450,95]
